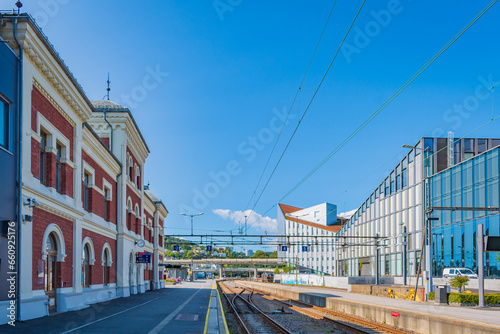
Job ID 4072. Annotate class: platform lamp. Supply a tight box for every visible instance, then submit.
[180,212,203,236]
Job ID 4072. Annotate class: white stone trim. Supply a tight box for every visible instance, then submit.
[102,178,113,201]
[82,236,96,265]
[41,223,67,262]
[102,243,113,266]
[36,112,71,163]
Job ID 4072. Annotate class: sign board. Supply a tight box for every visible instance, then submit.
[281,245,287,252]
[391,311,400,317]
[206,245,212,251]
[173,245,180,251]
[485,236,500,252]
[136,252,151,263]
[302,246,308,252]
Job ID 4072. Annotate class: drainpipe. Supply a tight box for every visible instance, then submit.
[115,169,122,292]
[153,202,160,287]
[103,110,113,152]
[13,15,23,323]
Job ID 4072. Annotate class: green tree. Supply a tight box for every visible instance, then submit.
[450,276,470,293]
[274,267,281,274]
[252,250,269,258]
[270,251,277,258]
[282,265,291,273]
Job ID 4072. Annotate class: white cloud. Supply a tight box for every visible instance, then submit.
[338,209,356,219]
[212,209,278,233]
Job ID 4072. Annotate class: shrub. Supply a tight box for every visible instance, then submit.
[449,276,469,293]
[428,292,435,300]
[448,293,500,305]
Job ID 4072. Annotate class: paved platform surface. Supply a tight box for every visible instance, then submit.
[240,281,500,327]
[0,279,228,334]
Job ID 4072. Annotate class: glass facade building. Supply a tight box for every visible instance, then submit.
[336,137,500,278]
[430,146,500,277]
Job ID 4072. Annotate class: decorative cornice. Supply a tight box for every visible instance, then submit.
[38,202,77,222]
[32,78,76,127]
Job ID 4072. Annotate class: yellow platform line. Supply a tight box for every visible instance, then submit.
[217,284,230,334]
[203,281,215,334]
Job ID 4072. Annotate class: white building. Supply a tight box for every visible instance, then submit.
[277,203,346,275]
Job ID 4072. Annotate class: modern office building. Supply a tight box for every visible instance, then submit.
[0,13,168,324]
[278,203,347,275]
[335,137,500,281]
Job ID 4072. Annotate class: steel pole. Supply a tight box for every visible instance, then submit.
[403,226,407,286]
[376,233,380,285]
[478,224,485,307]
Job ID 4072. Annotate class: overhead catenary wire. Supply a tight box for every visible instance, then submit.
[253,0,498,223]
[238,0,340,228]
[246,0,368,224]
[244,0,498,230]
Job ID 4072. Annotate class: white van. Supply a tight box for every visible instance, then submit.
[442,268,478,279]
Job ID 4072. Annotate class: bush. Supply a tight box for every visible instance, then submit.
[449,276,469,293]
[447,293,500,305]
[428,292,435,300]
[165,278,176,282]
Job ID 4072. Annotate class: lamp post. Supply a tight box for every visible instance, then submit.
[180,212,203,236]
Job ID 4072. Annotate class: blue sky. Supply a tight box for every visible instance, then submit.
[11,0,500,250]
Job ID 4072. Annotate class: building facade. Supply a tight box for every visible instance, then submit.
[0,14,167,324]
[278,203,346,275]
[336,137,500,281]
[0,21,20,321]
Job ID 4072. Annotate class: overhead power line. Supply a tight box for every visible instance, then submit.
[270,0,498,213]
[238,0,340,228]
[247,0,498,228]
[247,0,368,223]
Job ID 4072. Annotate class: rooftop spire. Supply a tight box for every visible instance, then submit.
[105,72,111,100]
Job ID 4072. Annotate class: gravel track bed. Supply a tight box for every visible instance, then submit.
[244,289,352,334]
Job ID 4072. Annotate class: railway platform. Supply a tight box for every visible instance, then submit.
[206,280,230,334]
[237,281,500,334]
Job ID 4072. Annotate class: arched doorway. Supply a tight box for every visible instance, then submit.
[45,233,57,310]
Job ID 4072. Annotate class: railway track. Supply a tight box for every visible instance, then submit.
[237,284,411,334]
[219,281,292,334]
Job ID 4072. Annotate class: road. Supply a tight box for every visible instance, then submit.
[1,280,216,334]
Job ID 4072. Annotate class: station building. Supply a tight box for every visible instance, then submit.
[0,14,167,324]
[336,137,500,280]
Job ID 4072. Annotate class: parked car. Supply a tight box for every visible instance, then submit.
[443,267,478,279]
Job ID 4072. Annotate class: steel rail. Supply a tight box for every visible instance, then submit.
[243,285,409,334]
[220,281,292,334]
[219,281,251,334]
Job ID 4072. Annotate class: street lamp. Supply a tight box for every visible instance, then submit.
[180,212,204,236]
[286,213,308,286]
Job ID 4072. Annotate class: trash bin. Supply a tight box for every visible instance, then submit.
[150,280,155,291]
[435,285,448,305]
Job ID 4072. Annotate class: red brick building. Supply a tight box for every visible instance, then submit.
[0,14,167,324]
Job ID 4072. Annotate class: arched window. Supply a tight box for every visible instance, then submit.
[103,249,109,286]
[135,205,140,234]
[82,244,91,287]
[128,157,133,180]
[127,198,133,230]
[135,165,141,189]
